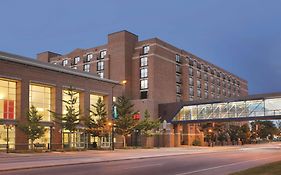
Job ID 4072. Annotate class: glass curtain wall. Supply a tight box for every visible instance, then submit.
[0,79,16,149]
[29,84,52,148]
[173,97,281,122]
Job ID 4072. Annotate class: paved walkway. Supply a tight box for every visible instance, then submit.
[0,143,280,172]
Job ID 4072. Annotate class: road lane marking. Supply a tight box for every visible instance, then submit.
[123,163,162,170]
[175,156,280,175]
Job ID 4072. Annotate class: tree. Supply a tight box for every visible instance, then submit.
[227,125,240,144]
[114,96,138,147]
[19,105,46,150]
[237,124,251,144]
[251,121,279,140]
[135,110,160,137]
[85,97,109,146]
[50,87,80,148]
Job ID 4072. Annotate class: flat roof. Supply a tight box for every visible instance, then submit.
[0,51,120,85]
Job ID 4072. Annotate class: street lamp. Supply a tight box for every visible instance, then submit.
[4,124,12,153]
[111,80,127,151]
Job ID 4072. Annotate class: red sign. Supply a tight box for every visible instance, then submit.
[4,100,14,120]
[133,113,141,120]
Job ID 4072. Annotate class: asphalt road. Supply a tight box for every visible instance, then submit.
[2,146,281,175]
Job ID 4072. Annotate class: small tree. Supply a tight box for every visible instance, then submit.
[114,96,138,147]
[51,87,80,148]
[85,97,108,146]
[20,105,46,150]
[136,110,160,137]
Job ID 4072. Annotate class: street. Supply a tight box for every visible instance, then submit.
[1,143,281,175]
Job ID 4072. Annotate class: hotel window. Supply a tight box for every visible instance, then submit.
[176,95,181,102]
[140,57,148,67]
[100,50,107,59]
[143,45,150,54]
[211,76,215,84]
[140,68,148,78]
[223,89,226,96]
[189,67,193,76]
[140,91,148,99]
[217,79,220,86]
[85,54,93,62]
[211,85,215,93]
[204,82,208,91]
[0,79,16,120]
[72,66,77,70]
[189,87,194,96]
[188,57,194,66]
[217,87,221,94]
[189,78,194,86]
[29,84,51,121]
[176,65,181,73]
[204,91,208,99]
[97,72,104,78]
[97,61,104,71]
[74,56,80,64]
[211,93,215,99]
[204,73,208,81]
[176,75,181,84]
[62,59,68,66]
[197,80,201,88]
[83,64,90,72]
[197,89,201,98]
[176,85,181,94]
[197,63,201,69]
[140,79,148,90]
[176,54,181,63]
[197,70,201,79]
[223,81,226,88]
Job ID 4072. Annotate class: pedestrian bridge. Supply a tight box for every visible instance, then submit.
[159,92,281,123]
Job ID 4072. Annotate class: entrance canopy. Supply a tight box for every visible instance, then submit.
[159,92,281,123]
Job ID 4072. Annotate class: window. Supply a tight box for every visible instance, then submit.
[176,54,181,63]
[197,89,201,98]
[176,85,181,94]
[211,76,215,84]
[176,95,181,102]
[188,57,194,66]
[204,91,208,99]
[197,80,201,88]
[140,57,148,67]
[204,73,208,81]
[97,61,104,71]
[176,75,181,84]
[100,50,107,59]
[29,84,51,121]
[72,66,77,70]
[83,64,90,72]
[189,87,194,96]
[140,68,148,78]
[140,91,148,99]
[0,79,16,120]
[204,82,208,91]
[143,45,150,54]
[85,54,93,62]
[63,90,79,116]
[176,65,181,73]
[217,87,221,94]
[189,67,193,76]
[217,79,220,86]
[197,70,201,79]
[141,79,148,89]
[62,59,68,66]
[90,94,104,120]
[74,57,80,64]
[211,85,215,93]
[189,78,194,86]
[97,72,104,78]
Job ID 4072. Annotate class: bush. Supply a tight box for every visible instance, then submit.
[192,139,201,146]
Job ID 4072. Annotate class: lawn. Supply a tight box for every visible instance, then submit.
[230,161,281,175]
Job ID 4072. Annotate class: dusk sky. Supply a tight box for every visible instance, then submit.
[1,0,280,94]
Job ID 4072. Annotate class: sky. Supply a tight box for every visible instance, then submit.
[0,0,281,94]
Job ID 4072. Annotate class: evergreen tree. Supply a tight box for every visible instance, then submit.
[136,110,160,137]
[86,97,108,141]
[114,96,138,147]
[20,105,46,150]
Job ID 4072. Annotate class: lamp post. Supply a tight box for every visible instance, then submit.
[111,80,127,151]
[4,124,12,153]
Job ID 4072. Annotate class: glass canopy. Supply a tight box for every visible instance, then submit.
[173,97,281,122]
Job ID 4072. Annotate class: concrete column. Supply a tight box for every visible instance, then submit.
[15,79,29,150]
[51,86,62,149]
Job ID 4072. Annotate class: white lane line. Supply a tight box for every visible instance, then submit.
[123,163,162,170]
[175,156,280,175]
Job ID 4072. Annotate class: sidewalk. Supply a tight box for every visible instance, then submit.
[0,146,242,172]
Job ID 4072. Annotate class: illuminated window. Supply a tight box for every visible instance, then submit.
[29,84,51,121]
[74,57,80,64]
[140,57,148,67]
[83,64,90,72]
[140,68,148,78]
[90,94,104,121]
[62,90,80,116]
[100,50,107,59]
[85,54,93,62]
[97,61,104,71]
[0,79,16,120]
[140,79,148,90]
[143,45,150,54]
[62,60,68,66]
